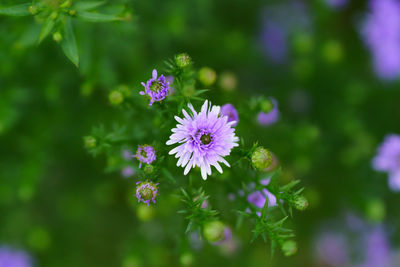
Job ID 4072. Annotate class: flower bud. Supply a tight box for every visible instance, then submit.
[108,90,124,105]
[52,32,62,42]
[143,164,154,174]
[175,53,192,68]
[179,252,194,266]
[293,195,308,211]
[182,85,196,98]
[366,198,385,223]
[198,67,217,86]
[260,98,274,113]
[321,40,343,64]
[281,240,297,256]
[28,5,38,15]
[218,71,237,91]
[136,180,159,206]
[68,10,76,16]
[136,204,155,221]
[84,136,96,149]
[251,146,272,170]
[50,11,58,20]
[203,220,225,243]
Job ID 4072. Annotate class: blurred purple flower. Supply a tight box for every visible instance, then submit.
[257,98,280,126]
[121,166,135,178]
[325,0,348,9]
[372,134,400,192]
[362,226,391,267]
[315,232,349,266]
[220,104,239,127]
[0,247,32,267]
[122,149,133,160]
[260,1,312,64]
[362,0,400,80]
[247,178,277,208]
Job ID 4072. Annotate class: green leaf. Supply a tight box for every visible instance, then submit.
[194,89,209,96]
[75,11,121,22]
[0,3,31,16]
[161,168,176,184]
[73,1,106,11]
[38,17,55,43]
[60,18,79,67]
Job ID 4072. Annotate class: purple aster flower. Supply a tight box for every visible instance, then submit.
[134,145,156,168]
[140,69,170,105]
[0,246,32,267]
[362,0,400,80]
[136,180,159,206]
[121,166,135,178]
[257,98,280,126]
[247,177,277,208]
[220,103,239,127]
[166,100,239,180]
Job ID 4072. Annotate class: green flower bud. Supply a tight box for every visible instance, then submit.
[109,90,124,105]
[136,204,155,221]
[143,164,154,174]
[118,85,132,97]
[260,98,274,113]
[68,10,76,16]
[218,71,237,91]
[180,252,194,266]
[321,40,343,64]
[198,67,217,86]
[52,32,62,42]
[366,198,385,223]
[203,220,225,243]
[251,147,272,170]
[84,136,96,149]
[293,33,313,55]
[293,195,308,211]
[281,240,297,257]
[27,227,51,252]
[175,53,192,68]
[28,5,38,15]
[50,11,58,20]
[182,85,196,98]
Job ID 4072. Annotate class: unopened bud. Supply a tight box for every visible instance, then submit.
[203,221,225,243]
[281,240,297,256]
[180,252,194,266]
[175,53,191,68]
[52,32,62,42]
[68,10,76,16]
[293,195,308,211]
[109,90,124,105]
[366,198,385,223]
[136,204,154,221]
[84,136,96,149]
[198,67,217,86]
[143,164,154,174]
[218,71,237,91]
[251,146,272,170]
[50,11,58,20]
[28,5,38,15]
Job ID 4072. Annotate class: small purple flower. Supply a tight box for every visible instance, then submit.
[134,145,156,168]
[220,104,239,127]
[140,69,170,105]
[0,246,32,267]
[122,149,133,160]
[362,0,400,80]
[257,98,280,126]
[247,177,277,208]
[372,134,400,192]
[136,180,159,206]
[121,166,135,178]
[166,100,239,180]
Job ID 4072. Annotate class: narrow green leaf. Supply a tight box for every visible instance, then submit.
[60,18,79,67]
[75,11,120,22]
[162,168,176,184]
[0,3,30,16]
[73,1,106,11]
[194,89,209,96]
[38,17,55,43]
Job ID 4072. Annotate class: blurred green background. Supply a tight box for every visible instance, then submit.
[1,0,399,266]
